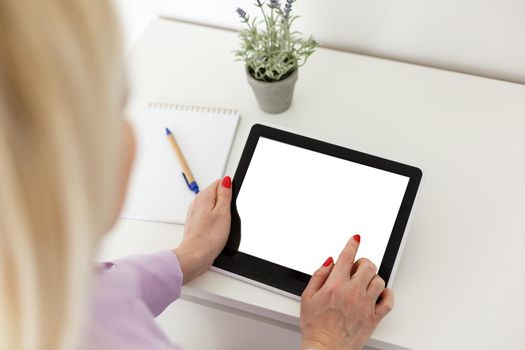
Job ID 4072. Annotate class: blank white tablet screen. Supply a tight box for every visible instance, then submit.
[236,137,410,275]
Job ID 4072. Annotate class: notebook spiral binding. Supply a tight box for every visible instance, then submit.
[149,102,238,116]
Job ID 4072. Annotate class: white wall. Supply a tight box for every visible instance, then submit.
[151,0,525,83]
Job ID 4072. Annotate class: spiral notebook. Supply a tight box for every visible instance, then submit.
[121,102,240,224]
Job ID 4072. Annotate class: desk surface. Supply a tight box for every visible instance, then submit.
[99,18,525,349]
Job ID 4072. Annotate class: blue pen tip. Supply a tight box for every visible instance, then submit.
[165,127,172,135]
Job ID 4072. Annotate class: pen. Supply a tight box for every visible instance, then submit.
[165,127,200,194]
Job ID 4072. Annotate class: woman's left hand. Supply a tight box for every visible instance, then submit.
[174,176,232,283]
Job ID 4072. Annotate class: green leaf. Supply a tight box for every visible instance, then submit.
[235,0,316,82]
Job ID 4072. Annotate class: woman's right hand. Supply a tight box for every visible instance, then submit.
[299,235,395,350]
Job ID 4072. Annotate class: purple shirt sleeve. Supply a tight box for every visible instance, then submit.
[103,250,184,317]
[86,251,184,349]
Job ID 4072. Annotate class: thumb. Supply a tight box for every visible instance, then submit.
[301,257,334,300]
[214,175,232,212]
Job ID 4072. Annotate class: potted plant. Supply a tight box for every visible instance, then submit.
[235,0,317,114]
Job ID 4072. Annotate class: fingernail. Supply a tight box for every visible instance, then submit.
[322,257,334,267]
[221,176,231,189]
[353,234,361,243]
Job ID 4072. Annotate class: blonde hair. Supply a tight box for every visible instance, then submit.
[0,0,124,349]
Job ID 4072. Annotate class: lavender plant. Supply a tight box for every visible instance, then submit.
[235,0,317,82]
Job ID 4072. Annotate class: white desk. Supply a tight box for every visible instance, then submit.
[99,18,525,349]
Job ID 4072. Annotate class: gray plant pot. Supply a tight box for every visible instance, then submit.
[246,68,298,114]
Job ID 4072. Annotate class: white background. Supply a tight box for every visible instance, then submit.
[112,0,525,83]
[237,138,409,275]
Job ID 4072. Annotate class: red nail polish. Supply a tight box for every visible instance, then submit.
[353,234,361,243]
[221,176,231,189]
[322,257,334,267]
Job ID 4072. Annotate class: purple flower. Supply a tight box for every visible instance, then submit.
[236,7,249,22]
[269,0,281,9]
[284,0,293,16]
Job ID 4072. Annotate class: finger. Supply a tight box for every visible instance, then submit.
[301,257,334,300]
[351,258,377,287]
[350,257,367,277]
[213,176,232,213]
[327,234,360,283]
[375,288,395,320]
[194,180,220,209]
[367,275,386,301]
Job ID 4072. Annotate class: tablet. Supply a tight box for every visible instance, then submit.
[212,124,422,299]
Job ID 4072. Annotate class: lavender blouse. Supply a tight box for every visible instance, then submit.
[85,250,184,350]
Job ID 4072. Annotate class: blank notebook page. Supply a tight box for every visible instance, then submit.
[122,103,239,224]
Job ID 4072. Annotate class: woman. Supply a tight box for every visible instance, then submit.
[0,0,394,349]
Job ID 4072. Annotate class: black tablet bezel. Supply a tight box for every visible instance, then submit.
[213,124,422,297]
